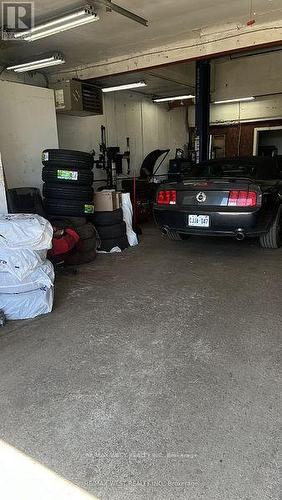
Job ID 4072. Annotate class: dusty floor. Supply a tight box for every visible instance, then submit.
[0,226,281,500]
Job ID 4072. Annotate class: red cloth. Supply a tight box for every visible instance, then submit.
[50,228,79,256]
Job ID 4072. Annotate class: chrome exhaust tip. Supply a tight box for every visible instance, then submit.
[161,226,169,236]
[235,229,245,241]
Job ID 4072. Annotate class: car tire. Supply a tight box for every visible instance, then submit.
[76,236,96,252]
[43,183,93,202]
[93,209,123,226]
[74,223,96,240]
[42,167,93,186]
[99,236,128,252]
[44,198,94,217]
[42,149,94,170]
[49,216,87,228]
[96,222,126,240]
[65,249,96,266]
[259,207,282,249]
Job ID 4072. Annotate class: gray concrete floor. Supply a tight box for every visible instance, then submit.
[0,226,281,500]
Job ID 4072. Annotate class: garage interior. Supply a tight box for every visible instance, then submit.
[0,1,281,499]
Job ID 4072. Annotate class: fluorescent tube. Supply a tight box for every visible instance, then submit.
[102,82,147,92]
[7,55,65,72]
[13,9,89,38]
[7,57,56,70]
[14,6,99,41]
[14,60,65,72]
[214,97,255,104]
[153,95,195,103]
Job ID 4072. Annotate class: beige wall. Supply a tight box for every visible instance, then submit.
[212,52,282,101]
[188,52,282,126]
[188,94,282,126]
[57,92,188,178]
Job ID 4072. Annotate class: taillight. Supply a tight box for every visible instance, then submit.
[228,190,257,207]
[157,190,177,205]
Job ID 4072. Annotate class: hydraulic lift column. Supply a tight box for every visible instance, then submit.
[195,60,211,163]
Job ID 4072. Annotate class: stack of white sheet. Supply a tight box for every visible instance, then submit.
[0,214,54,320]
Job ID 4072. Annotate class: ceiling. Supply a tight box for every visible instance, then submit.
[1,0,282,73]
[91,62,196,99]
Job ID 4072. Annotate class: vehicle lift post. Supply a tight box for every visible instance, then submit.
[195,60,211,163]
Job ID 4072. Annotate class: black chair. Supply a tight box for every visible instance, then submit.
[7,187,47,217]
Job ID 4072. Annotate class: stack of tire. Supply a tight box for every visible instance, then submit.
[42,149,94,217]
[93,209,129,252]
[50,216,97,265]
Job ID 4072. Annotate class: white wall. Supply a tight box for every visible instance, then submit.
[57,92,188,179]
[188,51,282,126]
[188,94,282,126]
[0,81,58,190]
[212,52,282,101]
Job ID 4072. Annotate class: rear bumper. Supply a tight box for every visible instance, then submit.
[153,206,272,237]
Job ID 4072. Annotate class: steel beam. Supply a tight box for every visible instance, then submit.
[195,60,210,163]
[49,20,282,81]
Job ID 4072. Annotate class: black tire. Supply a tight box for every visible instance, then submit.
[48,216,87,228]
[44,198,94,217]
[42,149,94,170]
[65,249,96,266]
[74,223,96,240]
[96,222,126,240]
[43,183,93,202]
[76,236,96,252]
[259,207,282,249]
[42,167,93,186]
[99,236,128,252]
[93,208,123,226]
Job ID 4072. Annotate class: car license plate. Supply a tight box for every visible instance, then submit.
[188,215,210,227]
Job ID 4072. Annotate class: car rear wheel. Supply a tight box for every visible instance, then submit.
[259,207,281,249]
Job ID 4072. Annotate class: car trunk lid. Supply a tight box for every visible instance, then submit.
[177,178,260,208]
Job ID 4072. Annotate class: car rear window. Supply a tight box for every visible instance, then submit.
[186,158,280,180]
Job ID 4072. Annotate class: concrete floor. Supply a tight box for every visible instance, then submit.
[0,226,281,500]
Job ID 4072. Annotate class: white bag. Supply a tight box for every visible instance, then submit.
[0,249,47,280]
[0,214,53,250]
[121,193,138,247]
[0,286,54,320]
[0,260,54,294]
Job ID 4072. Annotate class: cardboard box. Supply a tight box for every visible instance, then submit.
[115,192,123,210]
[94,190,119,212]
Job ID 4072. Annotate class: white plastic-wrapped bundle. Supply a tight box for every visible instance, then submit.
[0,285,54,320]
[121,193,138,247]
[0,260,54,294]
[0,214,53,250]
[0,214,54,320]
[0,249,47,280]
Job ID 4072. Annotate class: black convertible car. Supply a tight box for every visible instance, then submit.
[154,156,282,248]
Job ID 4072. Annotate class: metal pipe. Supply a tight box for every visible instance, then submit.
[93,0,148,26]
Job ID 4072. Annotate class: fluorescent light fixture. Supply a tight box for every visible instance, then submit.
[153,95,195,103]
[7,54,65,72]
[102,82,147,93]
[214,97,255,104]
[14,59,66,72]
[14,5,99,41]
